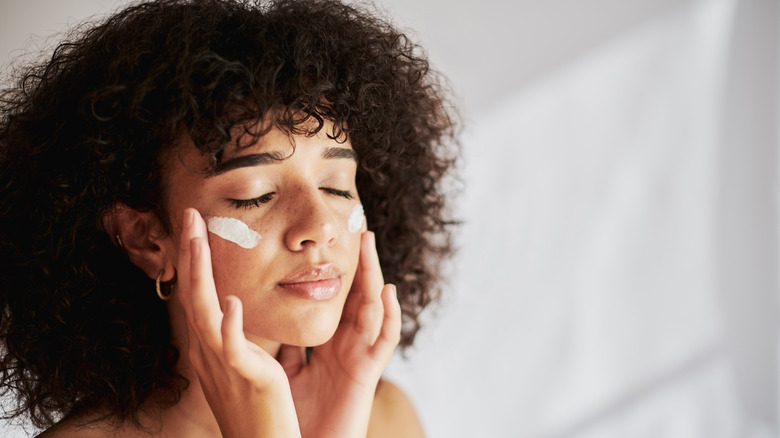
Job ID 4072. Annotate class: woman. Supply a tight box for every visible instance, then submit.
[0,0,457,436]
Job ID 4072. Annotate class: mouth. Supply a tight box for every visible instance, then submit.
[277,264,343,301]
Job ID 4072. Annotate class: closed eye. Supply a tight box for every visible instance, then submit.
[321,188,354,200]
[228,188,353,209]
[228,193,275,209]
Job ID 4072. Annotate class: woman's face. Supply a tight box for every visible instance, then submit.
[162,122,362,348]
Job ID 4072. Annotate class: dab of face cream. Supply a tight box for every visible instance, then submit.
[207,216,262,249]
[348,204,365,234]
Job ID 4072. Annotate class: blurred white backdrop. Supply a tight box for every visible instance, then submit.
[1,0,778,437]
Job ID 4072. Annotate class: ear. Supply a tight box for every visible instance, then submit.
[102,202,176,282]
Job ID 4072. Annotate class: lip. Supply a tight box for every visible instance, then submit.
[277,264,343,301]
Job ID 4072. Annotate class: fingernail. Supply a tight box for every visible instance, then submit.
[185,209,195,228]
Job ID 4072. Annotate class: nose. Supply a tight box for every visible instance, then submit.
[284,189,338,251]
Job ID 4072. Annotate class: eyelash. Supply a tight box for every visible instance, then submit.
[228,193,274,209]
[228,188,355,209]
[322,188,355,200]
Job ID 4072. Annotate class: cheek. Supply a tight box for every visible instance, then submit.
[206,236,265,298]
[346,204,365,234]
[333,204,365,280]
[343,231,362,281]
[206,216,262,249]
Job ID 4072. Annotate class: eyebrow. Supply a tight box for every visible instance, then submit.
[210,147,357,176]
[322,146,358,161]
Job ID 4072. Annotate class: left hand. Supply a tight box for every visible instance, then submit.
[279,230,402,438]
[177,208,301,438]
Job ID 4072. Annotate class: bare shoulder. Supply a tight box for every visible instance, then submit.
[37,421,104,438]
[368,379,425,438]
[36,413,131,438]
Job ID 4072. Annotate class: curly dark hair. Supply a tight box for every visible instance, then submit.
[0,0,457,429]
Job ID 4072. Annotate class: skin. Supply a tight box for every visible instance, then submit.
[37,123,425,437]
[165,125,366,351]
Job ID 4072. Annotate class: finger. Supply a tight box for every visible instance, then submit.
[222,296,248,369]
[370,284,401,360]
[222,296,280,385]
[177,209,196,321]
[357,231,384,292]
[178,210,216,372]
[354,232,387,342]
[354,287,383,344]
[342,231,384,326]
[189,236,223,348]
[186,211,224,349]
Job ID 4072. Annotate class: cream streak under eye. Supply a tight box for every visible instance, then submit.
[207,216,262,249]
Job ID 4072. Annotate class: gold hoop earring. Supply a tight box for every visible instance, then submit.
[156,269,176,301]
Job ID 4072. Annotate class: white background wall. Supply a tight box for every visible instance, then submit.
[1,0,778,437]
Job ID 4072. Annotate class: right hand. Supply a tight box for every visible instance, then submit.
[279,230,402,438]
[177,207,301,438]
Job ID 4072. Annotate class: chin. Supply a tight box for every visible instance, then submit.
[288,316,341,347]
[249,309,341,348]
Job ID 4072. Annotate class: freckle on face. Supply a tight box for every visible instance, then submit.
[164,122,363,347]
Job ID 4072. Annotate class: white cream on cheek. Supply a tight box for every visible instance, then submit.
[348,204,365,234]
[206,216,262,249]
